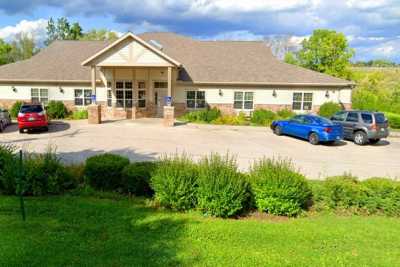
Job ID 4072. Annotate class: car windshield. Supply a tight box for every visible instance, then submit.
[312,116,333,125]
[20,105,43,113]
[374,113,386,123]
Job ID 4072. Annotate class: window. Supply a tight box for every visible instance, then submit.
[374,113,386,123]
[154,81,168,89]
[346,112,359,122]
[74,89,92,106]
[186,91,205,109]
[115,80,133,108]
[234,91,253,110]
[138,90,146,108]
[292,92,313,111]
[331,111,347,121]
[361,113,373,124]
[31,88,48,105]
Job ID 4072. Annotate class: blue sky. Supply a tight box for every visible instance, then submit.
[0,0,399,62]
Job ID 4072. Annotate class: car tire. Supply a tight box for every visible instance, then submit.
[19,128,24,134]
[354,131,368,145]
[43,126,49,132]
[309,132,320,145]
[274,125,282,136]
[369,139,380,144]
[0,122,4,132]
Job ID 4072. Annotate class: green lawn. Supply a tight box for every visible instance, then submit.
[1,195,400,266]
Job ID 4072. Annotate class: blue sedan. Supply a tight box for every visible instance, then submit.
[270,115,343,145]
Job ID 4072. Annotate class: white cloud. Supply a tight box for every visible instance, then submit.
[346,0,389,10]
[200,30,264,41]
[0,19,47,43]
[128,20,168,34]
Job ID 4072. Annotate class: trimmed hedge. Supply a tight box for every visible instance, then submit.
[180,108,221,123]
[84,154,130,191]
[318,102,343,118]
[251,109,277,126]
[249,158,312,216]
[386,112,400,129]
[121,162,157,196]
[151,154,198,211]
[197,154,250,217]
[10,101,23,119]
[47,101,68,119]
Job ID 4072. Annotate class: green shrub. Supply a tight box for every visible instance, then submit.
[318,102,343,118]
[360,178,400,215]
[249,158,312,217]
[386,112,400,129]
[197,154,250,217]
[277,108,295,119]
[47,101,68,119]
[151,154,198,211]
[251,109,277,126]
[180,108,221,123]
[84,154,130,191]
[0,145,17,194]
[10,101,23,118]
[69,109,89,120]
[323,175,362,209]
[212,112,249,125]
[121,161,157,196]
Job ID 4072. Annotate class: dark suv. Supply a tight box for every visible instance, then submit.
[331,111,389,145]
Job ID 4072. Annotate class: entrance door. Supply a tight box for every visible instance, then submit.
[154,87,167,117]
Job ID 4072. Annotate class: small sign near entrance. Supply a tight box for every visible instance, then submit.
[91,94,96,103]
[165,96,172,106]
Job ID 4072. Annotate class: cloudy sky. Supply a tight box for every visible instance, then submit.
[0,0,399,62]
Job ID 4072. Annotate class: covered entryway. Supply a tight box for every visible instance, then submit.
[81,32,181,125]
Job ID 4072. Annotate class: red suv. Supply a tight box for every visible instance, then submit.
[17,104,49,133]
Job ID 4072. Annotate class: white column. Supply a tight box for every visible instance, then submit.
[91,65,97,104]
[167,66,172,106]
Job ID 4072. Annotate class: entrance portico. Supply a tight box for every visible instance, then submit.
[81,32,181,124]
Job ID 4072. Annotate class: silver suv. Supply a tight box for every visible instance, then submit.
[331,111,389,145]
[0,108,11,132]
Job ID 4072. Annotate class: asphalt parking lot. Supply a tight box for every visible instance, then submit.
[1,119,399,179]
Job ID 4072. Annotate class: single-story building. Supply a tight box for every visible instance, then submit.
[0,32,354,121]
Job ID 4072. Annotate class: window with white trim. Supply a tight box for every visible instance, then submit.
[292,92,313,111]
[74,89,92,106]
[154,81,168,89]
[116,80,133,108]
[186,91,205,109]
[31,88,48,105]
[234,91,253,110]
[137,81,146,108]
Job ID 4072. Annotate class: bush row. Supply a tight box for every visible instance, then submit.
[180,107,295,126]
[8,101,88,120]
[1,145,399,218]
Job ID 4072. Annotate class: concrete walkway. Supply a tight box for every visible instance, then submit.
[1,119,399,179]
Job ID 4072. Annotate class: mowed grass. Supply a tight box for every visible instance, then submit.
[1,195,400,266]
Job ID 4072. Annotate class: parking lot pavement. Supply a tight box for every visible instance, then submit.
[1,119,400,179]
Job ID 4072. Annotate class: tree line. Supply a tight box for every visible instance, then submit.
[0,17,119,66]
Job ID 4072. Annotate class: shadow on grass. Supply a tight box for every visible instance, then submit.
[0,196,192,266]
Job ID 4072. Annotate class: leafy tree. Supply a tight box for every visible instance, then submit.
[284,52,299,66]
[284,29,354,80]
[0,39,13,65]
[9,34,38,62]
[45,17,84,45]
[79,29,119,41]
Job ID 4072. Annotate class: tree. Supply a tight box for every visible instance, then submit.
[9,34,38,62]
[264,35,295,60]
[79,29,119,41]
[284,52,299,66]
[0,39,13,65]
[45,17,84,45]
[284,29,354,80]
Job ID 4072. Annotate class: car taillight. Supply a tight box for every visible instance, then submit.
[324,127,333,133]
[18,112,24,118]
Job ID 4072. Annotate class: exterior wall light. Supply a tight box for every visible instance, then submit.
[272,89,277,97]
[12,86,17,93]
[59,87,64,93]
[325,90,330,98]
[219,89,223,96]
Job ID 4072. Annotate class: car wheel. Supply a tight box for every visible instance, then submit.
[369,139,380,144]
[19,128,24,134]
[274,125,282,136]
[354,131,367,145]
[0,122,4,132]
[43,126,49,132]
[309,132,320,145]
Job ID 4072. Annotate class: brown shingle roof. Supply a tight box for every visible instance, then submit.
[0,32,353,86]
[0,40,110,82]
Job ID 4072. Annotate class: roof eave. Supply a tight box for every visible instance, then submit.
[177,80,355,88]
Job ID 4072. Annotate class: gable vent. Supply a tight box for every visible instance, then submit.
[149,39,163,51]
